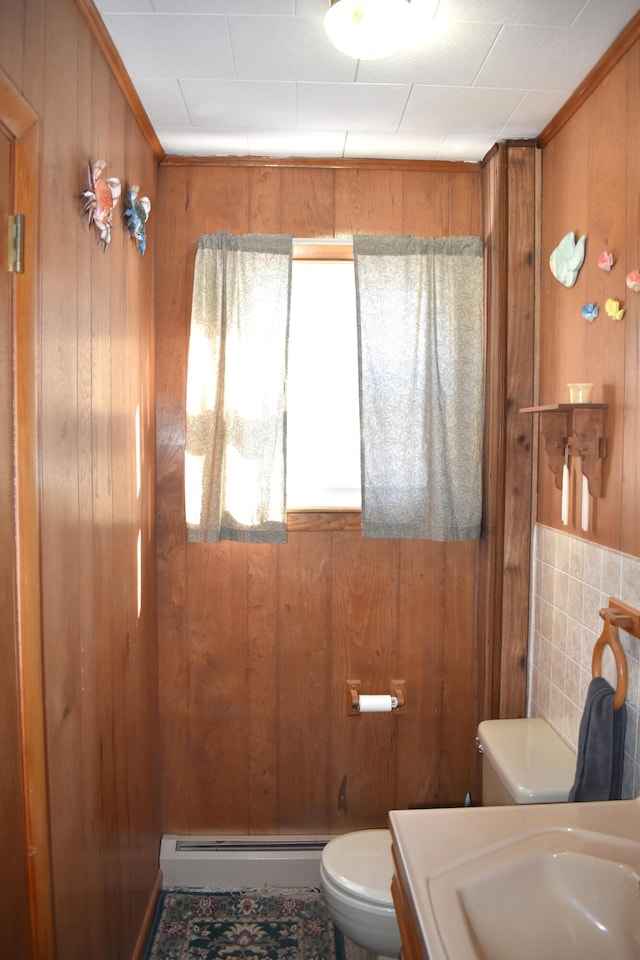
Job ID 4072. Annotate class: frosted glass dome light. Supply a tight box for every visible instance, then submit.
[324,0,412,61]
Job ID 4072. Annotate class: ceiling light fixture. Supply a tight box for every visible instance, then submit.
[324,0,412,61]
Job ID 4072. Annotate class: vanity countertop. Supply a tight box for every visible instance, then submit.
[389,796,640,960]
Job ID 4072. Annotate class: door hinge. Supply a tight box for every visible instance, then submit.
[8,213,24,273]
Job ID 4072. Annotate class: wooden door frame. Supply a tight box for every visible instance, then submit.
[0,66,55,960]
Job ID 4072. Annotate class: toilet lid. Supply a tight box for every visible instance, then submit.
[322,829,394,906]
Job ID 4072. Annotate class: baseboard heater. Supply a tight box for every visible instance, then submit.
[160,835,330,890]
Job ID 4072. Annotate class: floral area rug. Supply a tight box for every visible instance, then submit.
[143,888,368,960]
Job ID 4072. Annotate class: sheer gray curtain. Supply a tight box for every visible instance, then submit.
[185,232,292,543]
[353,235,484,540]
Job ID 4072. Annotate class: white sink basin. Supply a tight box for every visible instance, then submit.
[427,828,640,960]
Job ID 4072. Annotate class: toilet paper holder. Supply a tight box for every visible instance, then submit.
[346,679,406,715]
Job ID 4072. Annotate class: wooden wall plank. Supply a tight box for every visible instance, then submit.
[22,0,47,114]
[122,109,161,944]
[39,5,91,954]
[396,541,444,808]
[437,541,478,802]
[187,542,250,832]
[155,167,191,832]
[0,2,25,94]
[400,170,482,238]
[193,164,252,236]
[280,167,335,237]
[89,45,122,957]
[76,20,103,953]
[248,167,282,234]
[247,544,280,833]
[12,111,56,960]
[334,168,404,236]
[396,541,478,808]
[448,172,482,236]
[330,533,400,831]
[276,534,333,832]
[401,171,449,235]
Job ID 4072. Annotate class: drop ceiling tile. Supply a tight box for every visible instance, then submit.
[401,85,524,135]
[134,79,191,127]
[294,0,329,14]
[181,79,296,128]
[357,20,501,86]
[95,0,153,11]
[434,0,585,27]
[437,134,497,162]
[151,1,294,12]
[229,16,356,81]
[247,128,347,157]
[159,129,249,156]
[101,13,234,79]
[296,82,411,131]
[475,24,618,91]
[573,0,640,32]
[295,0,330,14]
[345,130,448,160]
[499,89,570,137]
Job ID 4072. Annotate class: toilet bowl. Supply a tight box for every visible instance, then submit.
[320,829,401,960]
[320,718,577,960]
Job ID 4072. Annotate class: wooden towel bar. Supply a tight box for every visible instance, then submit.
[593,598,640,711]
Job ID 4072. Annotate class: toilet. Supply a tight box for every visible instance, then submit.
[320,829,400,960]
[320,717,577,960]
[476,717,576,805]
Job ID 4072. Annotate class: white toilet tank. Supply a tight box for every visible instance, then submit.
[477,718,576,805]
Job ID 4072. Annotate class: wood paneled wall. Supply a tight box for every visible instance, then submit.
[538,34,640,557]
[155,159,512,833]
[1,1,160,957]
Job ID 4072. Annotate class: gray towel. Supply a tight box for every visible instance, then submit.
[569,677,626,802]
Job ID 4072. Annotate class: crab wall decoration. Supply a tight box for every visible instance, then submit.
[80,159,121,251]
[123,184,151,257]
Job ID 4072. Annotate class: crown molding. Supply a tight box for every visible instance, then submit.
[160,153,481,172]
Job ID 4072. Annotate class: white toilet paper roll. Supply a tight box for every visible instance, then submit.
[358,694,394,713]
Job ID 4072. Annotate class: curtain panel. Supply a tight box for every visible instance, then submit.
[185,232,292,543]
[353,235,484,541]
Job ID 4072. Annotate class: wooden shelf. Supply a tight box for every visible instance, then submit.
[520,403,608,413]
[520,403,608,497]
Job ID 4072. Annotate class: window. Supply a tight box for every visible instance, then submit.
[286,255,361,510]
[185,233,484,542]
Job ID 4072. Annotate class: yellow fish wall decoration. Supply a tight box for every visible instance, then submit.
[605,298,625,321]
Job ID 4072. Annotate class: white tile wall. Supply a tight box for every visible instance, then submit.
[528,524,640,799]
